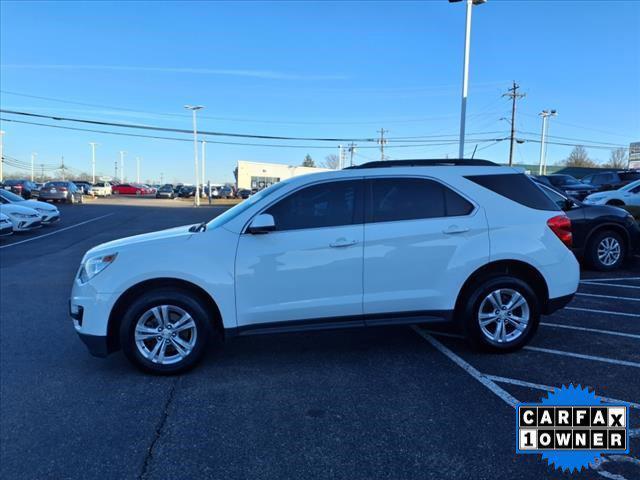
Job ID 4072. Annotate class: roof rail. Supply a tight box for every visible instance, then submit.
[347,159,499,169]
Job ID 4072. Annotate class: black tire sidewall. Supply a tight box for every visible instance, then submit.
[587,230,625,271]
[462,276,540,352]
[120,289,212,374]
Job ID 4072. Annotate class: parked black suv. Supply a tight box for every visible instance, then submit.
[534,180,640,270]
[581,170,640,192]
[536,174,597,200]
[2,179,39,199]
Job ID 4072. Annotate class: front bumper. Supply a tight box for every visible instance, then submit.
[41,213,60,224]
[77,332,110,357]
[40,193,68,201]
[544,293,575,315]
[13,219,42,231]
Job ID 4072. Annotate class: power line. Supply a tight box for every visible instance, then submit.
[0,117,507,149]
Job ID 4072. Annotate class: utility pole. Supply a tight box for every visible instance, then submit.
[538,110,557,175]
[0,130,4,182]
[348,142,357,167]
[377,129,388,161]
[184,105,204,207]
[337,145,344,169]
[114,160,118,181]
[160,172,164,185]
[60,156,66,180]
[89,142,98,184]
[136,156,141,183]
[119,151,126,182]
[31,152,37,181]
[40,164,45,182]
[503,81,525,166]
[201,140,206,185]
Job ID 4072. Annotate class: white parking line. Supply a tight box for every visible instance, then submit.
[0,213,114,249]
[580,282,640,290]
[576,292,640,302]
[486,375,640,409]
[411,326,518,408]
[582,277,640,283]
[540,322,640,340]
[524,346,640,368]
[565,307,640,318]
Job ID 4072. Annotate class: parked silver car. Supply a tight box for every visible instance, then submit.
[39,181,84,204]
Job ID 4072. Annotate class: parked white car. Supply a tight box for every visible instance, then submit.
[0,189,60,224]
[583,180,640,207]
[90,182,112,197]
[0,213,13,236]
[0,203,42,231]
[71,160,579,373]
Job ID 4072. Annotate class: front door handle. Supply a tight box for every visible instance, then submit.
[329,239,358,248]
[443,226,470,235]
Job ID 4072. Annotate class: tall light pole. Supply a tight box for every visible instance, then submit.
[184,105,204,207]
[201,140,206,186]
[0,130,5,182]
[538,109,557,175]
[119,151,126,182]
[31,152,37,181]
[136,156,141,183]
[89,142,98,184]
[450,0,486,158]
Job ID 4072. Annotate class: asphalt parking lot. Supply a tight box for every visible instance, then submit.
[1,197,638,480]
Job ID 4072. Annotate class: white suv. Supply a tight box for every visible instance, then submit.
[70,160,579,373]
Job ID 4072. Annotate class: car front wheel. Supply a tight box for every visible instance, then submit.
[120,289,214,374]
[460,276,539,352]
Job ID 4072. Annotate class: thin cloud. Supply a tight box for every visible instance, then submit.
[0,64,348,81]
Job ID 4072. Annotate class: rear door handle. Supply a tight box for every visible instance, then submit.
[329,239,358,248]
[443,226,470,234]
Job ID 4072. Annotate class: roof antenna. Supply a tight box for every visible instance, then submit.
[471,144,478,159]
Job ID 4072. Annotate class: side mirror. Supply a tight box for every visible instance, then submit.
[247,213,275,234]
[562,199,574,211]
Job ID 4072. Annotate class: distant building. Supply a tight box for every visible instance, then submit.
[235,160,332,190]
[629,142,640,169]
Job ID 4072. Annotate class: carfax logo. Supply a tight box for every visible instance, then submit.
[516,384,629,472]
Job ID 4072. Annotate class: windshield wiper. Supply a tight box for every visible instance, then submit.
[189,222,207,233]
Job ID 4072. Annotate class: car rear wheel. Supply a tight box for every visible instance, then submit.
[120,289,214,374]
[605,200,625,206]
[460,276,539,352]
[587,230,625,271]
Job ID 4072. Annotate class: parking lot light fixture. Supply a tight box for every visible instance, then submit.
[119,151,127,182]
[538,109,557,175]
[184,105,204,207]
[450,0,487,159]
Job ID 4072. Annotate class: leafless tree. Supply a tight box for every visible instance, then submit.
[563,146,597,168]
[322,154,340,169]
[604,148,628,169]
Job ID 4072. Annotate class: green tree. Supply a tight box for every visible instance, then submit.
[302,154,315,167]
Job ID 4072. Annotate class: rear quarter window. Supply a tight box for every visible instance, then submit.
[465,173,560,211]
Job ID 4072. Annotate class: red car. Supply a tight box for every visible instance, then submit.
[111,183,152,195]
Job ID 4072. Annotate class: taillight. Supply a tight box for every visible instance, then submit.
[547,215,572,249]
[59,187,68,192]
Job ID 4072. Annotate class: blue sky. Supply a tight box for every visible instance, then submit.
[1,0,638,184]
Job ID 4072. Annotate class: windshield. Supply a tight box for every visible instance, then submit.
[0,189,25,202]
[621,180,640,191]
[207,181,290,229]
[45,182,69,187]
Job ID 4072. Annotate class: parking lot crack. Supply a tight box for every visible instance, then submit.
[138,377,180,480]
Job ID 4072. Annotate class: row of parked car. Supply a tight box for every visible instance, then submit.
[0,189,62,236]
[535,169,640,204]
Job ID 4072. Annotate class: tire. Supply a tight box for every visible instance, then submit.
[460,275,540,352]
[120,288,215,374]
[586,230,625,271]
[78,194,84,204]
[68,195,75,205]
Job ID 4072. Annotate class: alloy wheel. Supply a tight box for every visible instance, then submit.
[597,237,621,266]
[478,288,530,344]
[134,305,198,365]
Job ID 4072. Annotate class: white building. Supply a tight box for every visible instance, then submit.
[236,160,333,190]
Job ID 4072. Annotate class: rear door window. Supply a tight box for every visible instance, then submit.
[465,174,560,211]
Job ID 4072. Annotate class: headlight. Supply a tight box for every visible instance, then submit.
[9,212,31,219]
[78,253,118,283]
